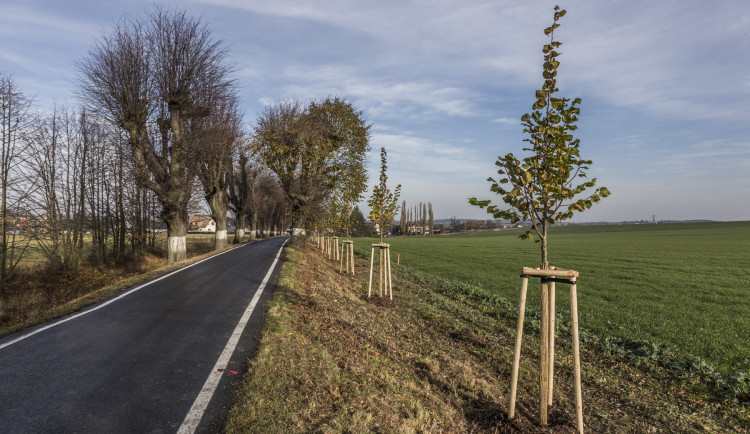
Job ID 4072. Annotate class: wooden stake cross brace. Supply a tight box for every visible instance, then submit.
[340,240,355,275]
[508,266,584,434]
[367,243,393,300]
[331,236,339,261]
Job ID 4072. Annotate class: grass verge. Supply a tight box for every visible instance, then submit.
[226,243,749,432]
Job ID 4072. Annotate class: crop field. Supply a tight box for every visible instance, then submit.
[351,221,750,374]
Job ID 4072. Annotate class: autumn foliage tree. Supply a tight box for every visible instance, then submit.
[253,97,369,239]
[470,6,609,269]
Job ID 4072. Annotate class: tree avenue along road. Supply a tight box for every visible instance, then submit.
[0,236,287,433]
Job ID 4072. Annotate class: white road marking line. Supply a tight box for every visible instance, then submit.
[177,239,287,434]
[0,241,256,351]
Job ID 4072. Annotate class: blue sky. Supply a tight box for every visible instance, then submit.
[1,0,748,222]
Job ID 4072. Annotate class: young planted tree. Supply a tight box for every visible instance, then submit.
[470,7,609,430]
[368,147,401,243]
[469,6,609,269]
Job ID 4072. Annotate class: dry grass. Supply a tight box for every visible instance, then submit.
[0,241,242,338]
[226,242,749,433]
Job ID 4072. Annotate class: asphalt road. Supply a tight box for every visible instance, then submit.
[0,236,287,433]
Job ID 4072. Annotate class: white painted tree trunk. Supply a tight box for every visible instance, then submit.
[215,230,227,249]
[168,236,187,263]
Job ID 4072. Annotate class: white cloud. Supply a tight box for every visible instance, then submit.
[561,1,750,121]
[279,65,481,120]
[366,132,491,215]
[492,117,519,128]
[2,0,748,220]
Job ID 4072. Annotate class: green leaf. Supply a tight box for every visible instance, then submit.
[522,171,532,184]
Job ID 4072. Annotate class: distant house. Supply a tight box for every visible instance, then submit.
[188,215,216,233]
[407,225,429,235]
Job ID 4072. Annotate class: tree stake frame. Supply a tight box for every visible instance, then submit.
[509,266,584,433]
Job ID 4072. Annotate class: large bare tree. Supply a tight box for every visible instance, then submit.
[77,7,234,263]
[195,93,241,250]
[227,149,260,243]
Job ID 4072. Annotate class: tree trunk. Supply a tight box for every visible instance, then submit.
[165,214,187,264]
[1,176,7,282]
[250,212,257,240]
[207,190,228,250]
[540,219,549,269]
[233,212,246,244]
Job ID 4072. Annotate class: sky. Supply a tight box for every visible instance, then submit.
[1,0,749,222]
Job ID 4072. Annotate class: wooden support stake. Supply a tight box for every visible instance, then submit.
[508,276,528,419]
[386,247,393,300]
[367,244,393,299]
[570,279,584,434]
[512,269,583,431]
[379,247,384,297]
[367,246,375,297]
[339,240,344,273]
[539,279,549,426]
[548,281,556,407]
[350,242,355,275]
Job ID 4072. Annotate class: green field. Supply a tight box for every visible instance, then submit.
[351,222,750,374]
